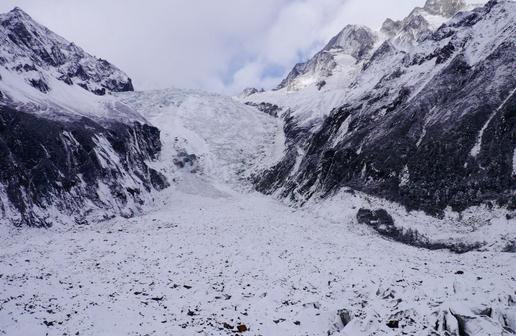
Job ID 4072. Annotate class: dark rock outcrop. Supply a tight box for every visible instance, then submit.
[357,209,394,227]
[0,105,168,227]
[356,209,483,253]
[245,102,281,118]
[338,309,352,327]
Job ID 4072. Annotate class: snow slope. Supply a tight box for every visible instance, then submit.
[1,179,514,336]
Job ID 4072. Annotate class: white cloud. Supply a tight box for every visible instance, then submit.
[0,0,484,94]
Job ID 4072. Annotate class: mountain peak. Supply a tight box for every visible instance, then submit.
[0,7,134,99]
[6,6,32,19]
[423,0,466,17]
[323,25,377,60]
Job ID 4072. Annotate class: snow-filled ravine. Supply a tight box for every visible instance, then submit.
[1,89,515,336]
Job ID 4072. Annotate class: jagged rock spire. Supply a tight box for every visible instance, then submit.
[424,0,466,17]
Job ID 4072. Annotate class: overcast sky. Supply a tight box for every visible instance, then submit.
[0,1,480,94]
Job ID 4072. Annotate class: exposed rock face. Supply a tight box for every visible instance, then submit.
[356,209,483,253]
[381,19,403,37]
[0,105,168,227]
[323,25,378,60]
[381,0,467,49]
[0,7,133,96]
[239,87,264,98]
[245,102,281,118]
[256,1,516,217]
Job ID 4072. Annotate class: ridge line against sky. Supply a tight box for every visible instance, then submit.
[0,0,484,94]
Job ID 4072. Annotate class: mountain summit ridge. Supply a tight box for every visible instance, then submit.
[0,6,133,99]
[271,0,475,93]
[423,0,467,16]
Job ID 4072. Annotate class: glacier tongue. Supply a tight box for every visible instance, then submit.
[1,145,514,336]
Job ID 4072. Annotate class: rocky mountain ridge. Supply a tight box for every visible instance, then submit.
[249,0,516,218]
[0,7,133,97]
[274,0,469,92]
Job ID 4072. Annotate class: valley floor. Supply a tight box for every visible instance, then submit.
[1,175,514,336]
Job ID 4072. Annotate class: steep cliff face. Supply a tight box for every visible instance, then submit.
[252,0,516,217]
[0,8,168,226]
[0,106,167,227]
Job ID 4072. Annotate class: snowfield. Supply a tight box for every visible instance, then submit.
[1,177,515,336]
[1,89,515,336]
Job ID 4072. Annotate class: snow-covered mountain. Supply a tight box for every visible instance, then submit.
[269,0,468,95]
[0,7,133,96]
[0,2,515,336]
[246,0,516,222]
[276,25,378,92]
[0,7,142,123]
[0,8,167,226]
